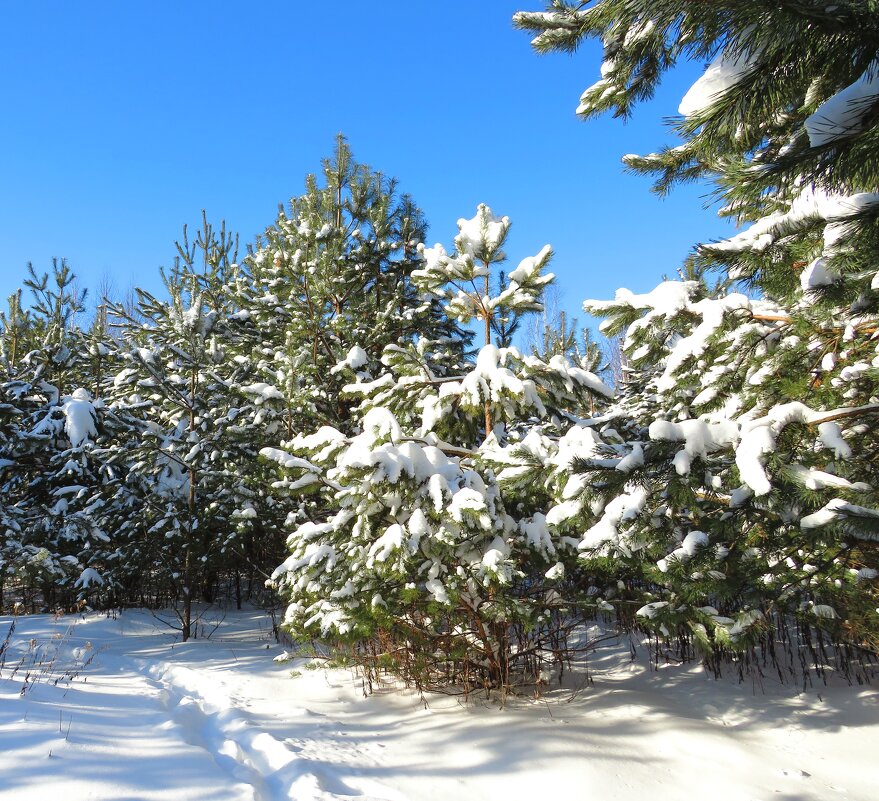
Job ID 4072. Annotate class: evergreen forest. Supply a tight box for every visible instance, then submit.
[2,0,878,696]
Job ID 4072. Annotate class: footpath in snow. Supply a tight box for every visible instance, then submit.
[0,606,876,801]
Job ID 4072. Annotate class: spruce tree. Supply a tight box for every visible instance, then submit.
[515,1,879,666]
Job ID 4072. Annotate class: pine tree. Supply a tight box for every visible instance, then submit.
[529,296,603,372]
[515,1,879,666]
[0,289,32,375]
[265,205,612,691]
[0,263,109,611]
[218,139,473,604]
[98,221,265,638]
[413,203,554,437]
[240,135,466,436]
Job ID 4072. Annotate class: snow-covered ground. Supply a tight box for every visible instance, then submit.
[0,607,875,801]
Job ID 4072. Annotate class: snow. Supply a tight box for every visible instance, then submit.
[649,417,738,474]
[74,567,104,588]
[636,600,669,619]
[445,344,549,424]
[586,281,699,351]
[579,483,648,550]
[544,561,564,580]
[800,498,879,530]
[330,345,369,375]
[655,293,751,391]
[810,604,838,619]
[367,524,405,564]
[361,407,402,443]
[709,186,879,255]
[588,280,695,318]
[415,242,450,275]
[241,382,285,404]
[545,354,613,397]
[259,447,318,472]
[507,245,552,285]
[480,536,510,575]
[680,529,709,556]
[817,421,852,459]
[272,540,337,583]
[291,426,346,460]
[518,514,553,556]
[678,43,759,118]
[448,487,488,524]
[615,442,644,472]
[61,388,98,448]
[624,18,654,46]
[800,257,840,291]
[737,404,818,496]
[455,204,509,257]
[657,530,709,573]
[2,606,875,801]
[805,64,879,147]
[787,464,871,492]
[424,578,449,604]
[736,403,866,496]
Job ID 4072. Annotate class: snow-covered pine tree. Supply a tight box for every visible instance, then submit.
[0,289,32,460]
[493,271,525,349]
[265,205,613,692]
[412,203,554,436]
[0,289,33,377]
[516,1,879,667]
[0,263,114,611]
[0,289,32,610]
[240,135,466,437]
[169,216,291,608]
[98,221,269,638]
[215,140,472,601]
[528,295,603,375]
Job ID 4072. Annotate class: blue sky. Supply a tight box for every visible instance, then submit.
[0,1,732,334]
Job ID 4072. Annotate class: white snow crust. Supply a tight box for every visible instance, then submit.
[241,382,285,404]
[800,498,879,530]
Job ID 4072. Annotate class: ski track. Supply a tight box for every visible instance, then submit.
[144,661,407,801]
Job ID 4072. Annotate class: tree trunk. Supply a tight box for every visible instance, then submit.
[181,545,192,642]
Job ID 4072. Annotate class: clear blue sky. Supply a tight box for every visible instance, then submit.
[0,1,732,332]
